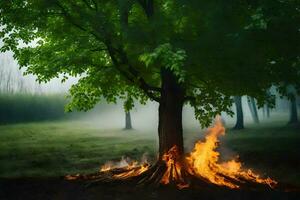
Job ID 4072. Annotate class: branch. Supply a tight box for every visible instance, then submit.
[55,0,160,102]
[105,43,161,102]
[114,46,161,93]
[55,1,102,41]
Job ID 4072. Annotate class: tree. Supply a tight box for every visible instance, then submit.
[1,0,299,183]
[262,104,271,118]
[125,111,132,130]
[287,86,299,124]
[247,96,259,123]
[289,95,298,124]
[233,96,244,130]
[123,99,133,130]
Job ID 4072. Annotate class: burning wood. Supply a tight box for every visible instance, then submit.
[160,146,189,189]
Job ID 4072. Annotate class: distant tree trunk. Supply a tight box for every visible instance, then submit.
[265,104,270,118]
[233,96,244,130]
[262,106,266,118]
[158,68,184,158]
[265,89,271,118]
[289,94,298,124]
[262,104,270,118]
[124,111,132,129]
[247,96,259,123]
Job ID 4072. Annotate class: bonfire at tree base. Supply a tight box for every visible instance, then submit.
[66,118,277,190]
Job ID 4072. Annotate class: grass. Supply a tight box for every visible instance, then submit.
[0,121,157,177]
[0,117,299,187]
[224,121,300,187]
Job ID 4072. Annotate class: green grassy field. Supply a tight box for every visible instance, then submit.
[0,118,299,188]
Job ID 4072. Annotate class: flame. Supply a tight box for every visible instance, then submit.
[100,157,132,172]
[160,146,189,189]
[67,116,277,189]
[100,156,150,179]
[113,163,150,179]
[185,116,277,188]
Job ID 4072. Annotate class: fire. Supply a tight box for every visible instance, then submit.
[66,117,277,189]
[100,157,133,172]
[185,117,277,188]
[113,163,150,179]
[160,146,189,189]
[100,156,150,179]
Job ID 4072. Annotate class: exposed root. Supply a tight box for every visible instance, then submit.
[65,163,276,191]
[65,117,277,190]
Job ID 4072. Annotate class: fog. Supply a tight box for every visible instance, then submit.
[0,46,78,94]
[78,96,290,133]
[0,41,294,133]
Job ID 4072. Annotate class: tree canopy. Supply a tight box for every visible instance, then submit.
[1,0,299,126]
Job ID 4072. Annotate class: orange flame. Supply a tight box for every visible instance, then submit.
[100,156,150,179]
[185,116,277,188]
[67,116,277,189]
[160,146,189,189]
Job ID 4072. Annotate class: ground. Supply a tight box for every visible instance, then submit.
[1,178,299,200]
[0,116,300,199]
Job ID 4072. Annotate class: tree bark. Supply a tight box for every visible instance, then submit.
[125,111,132,129]
[247,96,259,123]
[265,104,270,118]
[262,106,266,118]
[289,94,298,124]
[158,68,185,159]
[233,96,244,129]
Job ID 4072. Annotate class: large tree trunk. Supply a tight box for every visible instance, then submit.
[289,94,298,124]
[158,68,185,159]
[83,69,187,187]
[233,96,244,130]
[247,96,259,123]
[124,111,132,129]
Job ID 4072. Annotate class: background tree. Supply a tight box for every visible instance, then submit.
[287,86,299,124]
[123,98,134,130]
[247,96,259,124]
[262,104,271,118]
[233,96,244,130]
[125,111,132,130]
[289,96,298,124]
[1,0,299,181]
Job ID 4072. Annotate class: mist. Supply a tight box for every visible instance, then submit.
[0,40,295,133]
[0,44,78,94]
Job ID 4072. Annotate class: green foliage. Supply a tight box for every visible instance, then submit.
[139,43,186,82]
[0,0,299,126]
